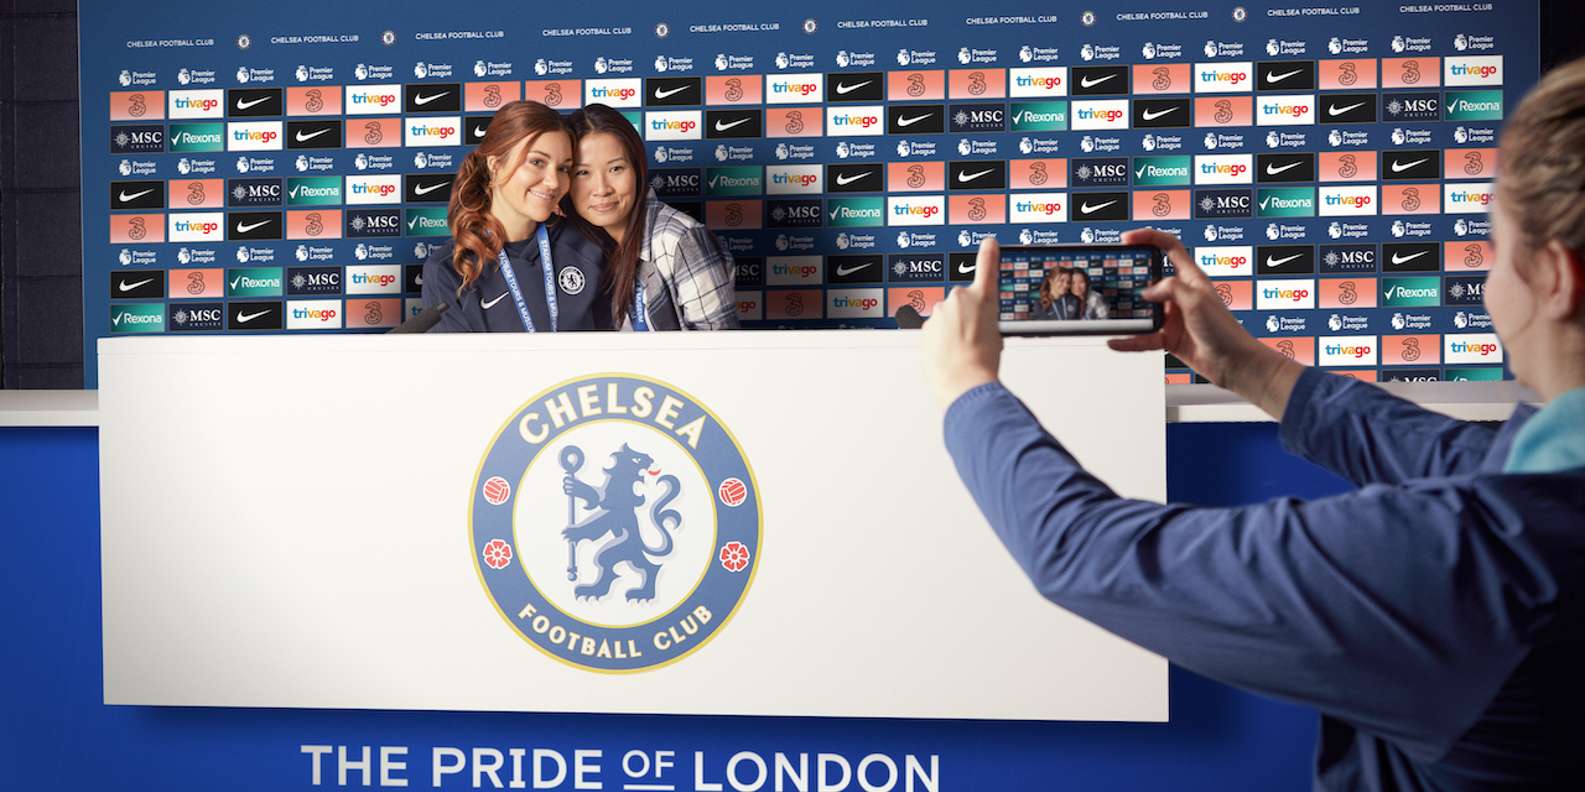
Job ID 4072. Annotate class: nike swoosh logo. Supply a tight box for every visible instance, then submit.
[236,310,269,323]
[118,188,154,202]
[482,292,508,309]
[118,278,153,292]
[413,182,447,195]
[1080,74,1116,88]
[295,128,329,142]
[957,262,976,274]
[896,113,932,127]
[715,117,750,131]
[1265,253,1302,267]
[413,91,450,106]
[835,262,873,276]
[236,96,271,110]
[1328,102,1365,117]
[835,80,872,94]
[1392,251,1429,265]
[1141,106,1178,121]
[473,126,487,138]
[1267,161,1302,175]
[1391,158,1429,173]
[1266,68,1303,83]
[835,172,871,186]
[1080,200,1118,214]
[235,220,271,233]
[653,85,690,99]
[957,168,994,183]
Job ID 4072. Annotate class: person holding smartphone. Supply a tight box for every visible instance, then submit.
[564,103,738,331]
[921,60,1585,790]
[421,101,609,333]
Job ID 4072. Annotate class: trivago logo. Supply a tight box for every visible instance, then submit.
[345,176,400,205]
[1009,67,1068,97]
[645,111,702,141]
[1320,187,1377,217]
[1009,191,1068,223]
[1072,100,1129,131]
[887,195,946,226]
[767,73,823,104]
[346,265,402,294]
[1445,333,1503,364]
[1444,183,1494,214]
[1256,278,1315,309]
[1320,336,1377,366]
[346,85,400,115]
[168,212,224,242]
[286,299,342,330]
[1195,155,1252,185]
[227,122,283,152]
[405,117,461,147]
[1195,62,1253,93]
[1257,95,1315,126]
[766,256,822,285]
[1445,56,1503,86]
[827,288,885,318]
[766,165,821,195]
[1194,246,1252,277]
[584,79,642,108]
[826,107,883,137]
[168,89,223,119]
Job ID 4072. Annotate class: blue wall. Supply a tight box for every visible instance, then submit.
[0,423,1348,790]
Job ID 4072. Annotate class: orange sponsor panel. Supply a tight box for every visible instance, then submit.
[1193,96,1252,127]
[286,86,342,116]
[344,118,402,149]
[168,268,224,299]
[1209,279,1253,310]
[1381,184,1441,215]
[109,90,164,121]
[887,287,945,318]
[887,70,946,101]
[1381,334,1442,366]
[765,108,823,138]
[1445,241,1494,272]
[887,161,946,192]
[1259,336,1316,366]
[1008,158,1067,189]
[1318,151,1377,182]
[465,81,521,112]
[523,80,581,109]
[1444,148,1498,180]
[1133,190,1191,221]
[947,68,1006,99]
[1319,277,1379,309]
[346,298,401,329]
[764,289,823,321]
[167,179,224,209]
[1318,59,1378,90]
[948,194,1006,225]
[109,214,165,244]
[1132,63,1192,95]
[705,200,763,230]
[1381,57,1440,89]
[705,75,763,105]
[286,209,342,240]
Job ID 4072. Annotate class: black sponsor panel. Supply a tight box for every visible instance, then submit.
[886,104,945,135]
[645,77,701,106]
[1072,66,1129,96]
[229,211,282,240]
[766,199,823,228]
[887,253,946,283]
[1133,98,1191,129]
[1319,93,1376,124]
[287,266,343,296]
[733,257,764,288]
[110,124,164,154]
[948,252,979,282]
[405,173,455,203]
[1382,149,1441,181]
[287,119,342,150]
[228,177,284,207]
[228,87,283,117]
[1071,157,1129,188]
[705,109,762,139]
[228,301,284,331]
[109,270,166,299]
[1382,92,1441,122]
[826,164,883,193]
[1195,189,1254,219]
[403,82,461,113]
[1444,275,1488,305]
[110,180,165,210]
[650,168,703,197]
[169,302,224,331]
[948,160,1007,190]
[465,115,493,145]
[404,264,425,294]
[1382,242,1441,272]
[346,208,403,238]
[1257,245,1315,274]
[1383,368,1443,382]
[948,103,1006,132]
[827,255,884,284]
[1319,244,1378,274]
[826,71,883,102]
[1257,61,1317,91]
[1257,153,1317,183]
[1072,191,1129,221]
[669,201,705,224]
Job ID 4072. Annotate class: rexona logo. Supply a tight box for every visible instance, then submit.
[1257,94,1315,126]
[1256,278,1316,309]
[765,165,821,195]
[645,111,701,141]
[168,212,224,242]
[168,89,223,119]
[705,167,762,196]
[1009,67,1068,97]
[1257,188,1316,218]
[167,123,224,152]
[227,121,283,151]
[405,116,461,147]
[1381,276,1441,307]
[345,175,401,205]
[1445,56,1503,87]
[584,79,641,108]
[1194,246,1252,277]
[404,207,450,237]
[767,73,823,104]
[470,374,761,672]
[1072,100,1129,131]
[1320,336,1377,366]
[288,177,342,205]
[887,195,946,226]
[826,197,885,227]
[1444,183,1494,214]
[1444,90,1503,121]
[110,304,165,333]
[345,265,402,295]
[1010,102,1069,132]
[1445,333,1503,364]
[1133,156,1191,186]
[825,106,884,136]
[346,85,401,115]
[1195,62,1253,93]
[1009,192,1069,223]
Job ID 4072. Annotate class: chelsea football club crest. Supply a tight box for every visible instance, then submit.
[471,373,762,673]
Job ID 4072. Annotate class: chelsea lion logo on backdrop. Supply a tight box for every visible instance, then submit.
[471,373,762,673]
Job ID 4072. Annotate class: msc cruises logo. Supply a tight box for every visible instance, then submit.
[471,374,762,673]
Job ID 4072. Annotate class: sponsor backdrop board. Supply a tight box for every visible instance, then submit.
[99,332,1167,722]
[84,1,1535,386]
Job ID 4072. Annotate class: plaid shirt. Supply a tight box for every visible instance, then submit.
[632,189,740,330]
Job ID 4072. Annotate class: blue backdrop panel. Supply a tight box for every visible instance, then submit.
[0,424,1345,790]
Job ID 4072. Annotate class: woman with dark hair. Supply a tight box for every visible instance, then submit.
[421,100,610,332]
[1069,268,1110,320]
[564,103,738,330]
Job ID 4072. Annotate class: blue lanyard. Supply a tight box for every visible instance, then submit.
[496,225,559,333]
[630,278,649,332]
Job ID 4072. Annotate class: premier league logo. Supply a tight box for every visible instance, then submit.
[471,375,761,672]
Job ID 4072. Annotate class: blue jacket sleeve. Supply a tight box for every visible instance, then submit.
[420,245,476,333]
[945,382,1547,760]
[1279,367,1498,485]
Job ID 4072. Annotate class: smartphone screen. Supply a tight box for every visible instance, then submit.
[996,245,1163,335]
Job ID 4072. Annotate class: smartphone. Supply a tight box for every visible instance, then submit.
[996,244,1165,336]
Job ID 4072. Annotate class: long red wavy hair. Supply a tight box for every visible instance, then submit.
[447,100,571,293]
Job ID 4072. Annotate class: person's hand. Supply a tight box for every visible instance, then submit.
[923,236,1004,408]
[1111,229,1288,394]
